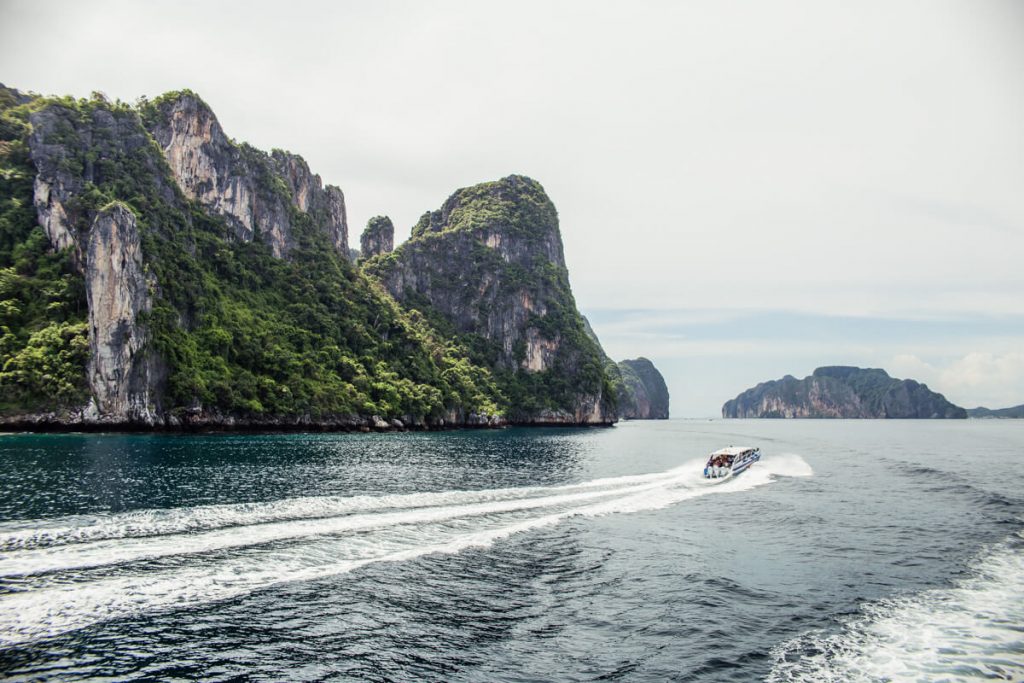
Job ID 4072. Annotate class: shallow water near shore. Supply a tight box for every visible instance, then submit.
[0,420,1021,681]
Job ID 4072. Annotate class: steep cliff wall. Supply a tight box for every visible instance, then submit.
[723,366,966,418]
[617,358,670,419]
[83,203,162,423]
[19,99,170,423]
[365,176,616,424]
[143,92,348,258]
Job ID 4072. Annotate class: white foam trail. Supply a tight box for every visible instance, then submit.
[0,457,805,646]
[0,471,697,576]
[760,453,814,478]
[768,532,1024,683]
[0,469,674,551]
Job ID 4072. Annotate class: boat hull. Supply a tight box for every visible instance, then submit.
[703,448,761,480]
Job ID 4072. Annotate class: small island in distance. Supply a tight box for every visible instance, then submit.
[967,404,1024,419]
[723,366,968,419]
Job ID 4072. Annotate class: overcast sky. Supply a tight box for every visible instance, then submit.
[2,0,1022,415]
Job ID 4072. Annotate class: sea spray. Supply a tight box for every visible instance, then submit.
[768,531,1024,683]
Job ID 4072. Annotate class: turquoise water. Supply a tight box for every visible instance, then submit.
[0,420,1021,681]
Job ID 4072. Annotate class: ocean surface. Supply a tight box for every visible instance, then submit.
[0,420,1021,682]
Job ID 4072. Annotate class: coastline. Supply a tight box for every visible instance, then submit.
[0,411,619,434]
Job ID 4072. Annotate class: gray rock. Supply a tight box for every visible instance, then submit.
[146,93,348,259]
[84,204,163,423]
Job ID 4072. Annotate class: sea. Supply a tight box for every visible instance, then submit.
[0,419,1021,682]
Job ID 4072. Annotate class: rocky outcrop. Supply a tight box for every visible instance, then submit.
[360,215,394,259]
[365,175,616,424]
[617,358,670,419]
[271,150,348,255]
[83,204,162,423]
[723,366,967,418]
[145,92,348,258]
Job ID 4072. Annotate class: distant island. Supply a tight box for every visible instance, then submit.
[967,404,1024,419]
[723,366,966,419]
[0,85,667,430]
[615,358,670,420]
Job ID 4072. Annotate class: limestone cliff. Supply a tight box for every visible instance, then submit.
[365,176,617,424]
[83,204,163,423]
[1,86,655,430]
[1,87,504,428]
[23,100,170,423]
[143,92,348,258]
[360,215,394,259]
[723,366,966,418]
[617,358,670,419]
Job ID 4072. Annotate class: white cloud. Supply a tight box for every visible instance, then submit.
[890,352,1024,409]
[1,0,1022,318]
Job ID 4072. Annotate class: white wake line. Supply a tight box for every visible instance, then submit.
[766,531,1024,683]
[0,467,684,552]
[0,468,703,577]
[0,465,777,648]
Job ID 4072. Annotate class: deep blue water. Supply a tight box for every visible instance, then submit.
[0,420,1021,681]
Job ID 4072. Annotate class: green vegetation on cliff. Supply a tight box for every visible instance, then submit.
[0,85,634,427]
[1,88,503,423]
[0,87,89,411]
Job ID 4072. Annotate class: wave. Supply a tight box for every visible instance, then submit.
[768,530,1024,683]
[0,455,810,647]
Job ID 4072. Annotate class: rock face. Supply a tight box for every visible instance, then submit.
[28,100,179,270]
[144,92,348,258]
[84,204,162,422]
[25,103,171,423]
[360,215,394,258]
[366,175,616,424]
[723,366,967,418]
[967,404,1024,419]
[617,358,670,419]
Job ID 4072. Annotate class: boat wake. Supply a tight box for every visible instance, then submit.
[768,530,1024,683]
[0,455,810,647]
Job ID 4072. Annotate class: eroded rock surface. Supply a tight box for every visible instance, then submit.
[84,204,162,423]
[146,93,348,258]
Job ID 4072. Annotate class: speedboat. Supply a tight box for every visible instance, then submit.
[703,446,760,480]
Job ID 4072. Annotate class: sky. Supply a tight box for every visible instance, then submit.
[2,0,1022,416]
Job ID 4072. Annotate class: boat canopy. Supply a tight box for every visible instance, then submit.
[709,446,756,457]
